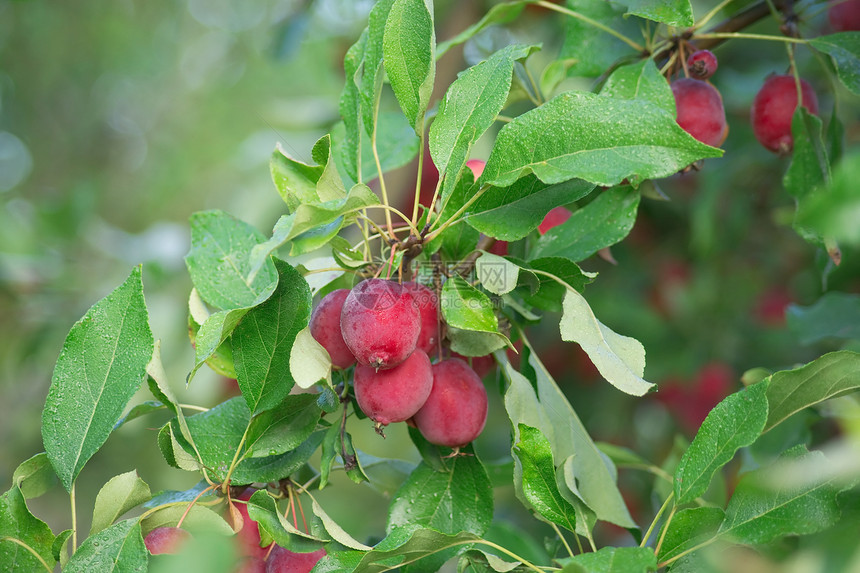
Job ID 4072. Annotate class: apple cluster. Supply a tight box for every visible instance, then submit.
[309,278,489,448]
[671,49,819,155]
[143,489,327,572]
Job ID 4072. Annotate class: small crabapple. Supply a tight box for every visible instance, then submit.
[404,282,440,355]
[413,358,488,448]
[144,526,191,555]
[829,0,860,32]
[340,279,420,369]
[750,74,818,154]
[309,289,355,369]
[686,50,718,80]
[353,349,433,425]
[671,78,728,147]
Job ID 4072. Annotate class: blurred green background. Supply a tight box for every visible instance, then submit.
[1,0,859,565]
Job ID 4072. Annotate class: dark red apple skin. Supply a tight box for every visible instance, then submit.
[452,352,496,378]
[686,50,718,80]
[750,74,818,153]
[538,206,571,235]
[413,358,488,448]
[309,289,355,369]
[404,282,440,355]
[266,546,327,573]
[353,349,433,425]
[237,556,266,573]
[671,78,728,147]
[829,0,860,32]
[340,279,420,370]
[144,526,191,555]
[487,240,508,256]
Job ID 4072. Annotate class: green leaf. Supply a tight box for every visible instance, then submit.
[600,59,674,114]
[11,453,57,500]
[466,176,596,241]
[333,112,421,186]
[157,423,201,472]
[514,424,578,532]
[240,430,326,486]
[787,292,860,344]
[596,442,651,468]
[430,44,536,198]
[503,357,636,530]
[64,518,147,573]
[559,288,654,396]
[480,91,721,190]
[796,151,860,246]
[718,449,841,545]
[245,394,321,457]
[441,276,508,347]
[147,341,200,460]
[144,481,213,509]
[185,211,277,310]
[170,397,249,480]
[387,457,493,536]
[90,471,152,536]
[290,326,333,389]
[520,257,595,312]
[248,183,379,278]
[447,327,508,357]
[42,266,154,491]
[783,108,829,201]
[827,108,845,163]
[0,485,56,572]
[615,0,693,26]
[114,401,165,430]
[341,431,369,485]
[312,134,348,204]
[809,33,860,95]
[674,381,769,505]
[560,546,658,572]
[233,258,312,414]
[140,503,232,537]
[338,29,366,183]
[540,58,579,99]
[475,252,522,295]
[383,0,435,133]
[319,420,342,489]
[459,549,522,572]
[313,550,366,573]
[360,0,395,137]
[143,480,215,508]
[764,350,860,433]
[173,398,327,484]
[353,528,483,573]
[311,499,372,551]
[52,529,72,569]
[270,143,324,212]
[559,0,634,78]
[436,1,529,57]
[656,506,724,562]
[188,306,252,383]
[246,490,326,552]
[147,530,237,573]
[532,186,640,262]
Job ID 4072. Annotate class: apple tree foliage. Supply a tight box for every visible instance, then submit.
[3,1,860,572]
